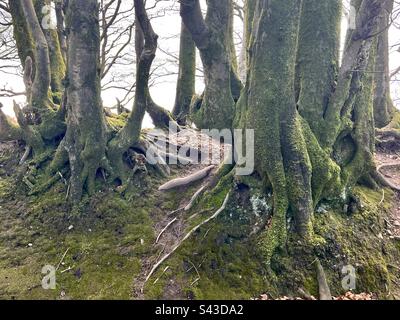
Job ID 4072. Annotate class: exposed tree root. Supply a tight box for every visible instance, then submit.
[155,217,178,244]
[19,146,31,165]
[376,129,400,140]
[143,136,194,165]
[315,259,332,300]
[158,165,215,191]
[374,163,400,191]
[184,185,207,211]
[142,191,230,292]
[376,129,400,151]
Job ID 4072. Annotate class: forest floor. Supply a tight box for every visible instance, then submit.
[0,131,400,300]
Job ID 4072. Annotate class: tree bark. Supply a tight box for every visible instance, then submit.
[172,21,196,125]
[33,0,66,98]
[64,0,108,201]
[244,0,313,260]
[180,0,242,129]
[134,14,174,129]
[296,0,342,143]
[373,0,394,128]
[107,0,158,183]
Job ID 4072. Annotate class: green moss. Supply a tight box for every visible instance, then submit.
[296,0,342,143]
[0,184,154,299]
[388,111,400,130]
[0,177,13,201]
[313,186,398,297]
[1,140,400,300]
[107,114,128,131]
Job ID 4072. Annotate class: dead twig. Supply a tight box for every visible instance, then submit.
[56,248,70,271]
[379,189,385,205]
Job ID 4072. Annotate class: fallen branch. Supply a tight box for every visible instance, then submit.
[298,288,316,300]
[155,217,178,244]
[56,248,70,271]
[142,191,230,292]
[158,165,215,191]
[60,266,73,274]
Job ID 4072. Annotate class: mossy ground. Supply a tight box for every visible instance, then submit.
[0,142,400,300]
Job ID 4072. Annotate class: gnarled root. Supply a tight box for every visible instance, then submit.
[158,165,215,191]
[376,129,400,151]
[315,259,332,300]
[372,163,400,191]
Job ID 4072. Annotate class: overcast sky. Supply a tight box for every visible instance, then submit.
[0,0,399,128]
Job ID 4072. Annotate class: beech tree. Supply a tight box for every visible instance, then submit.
[0,0,399,269]
[172,21,196,125]
[180,0,397,261]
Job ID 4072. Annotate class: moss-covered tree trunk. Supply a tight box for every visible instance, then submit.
[107,0,158,183]
[231,0,391,264]
[34,0,66,100]
[64,0,108,201]
[7,0,65,150]
[180,0,242,129]
[10,0,65,104]
[172,21,196,125]
[134,14,174,129]
[55,0,67,63]
[373,0,394,128]
[9,0,35,69]
[296,0,341,144]
[241,0,314,260]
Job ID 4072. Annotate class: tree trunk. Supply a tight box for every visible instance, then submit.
[243,0,313,260]
[9,0,35,70]
[134,14,174,129]
[55,0,67,63]
[232,0,390,265]
[64,0,108,201]
[296,0,341,144]
[238,0,256,83]
[172,21,196,125]
[373,0,394,128]
[34,0,66,98]
[17,0,66,143]
[180,0,242,129]
[107,0,158,183]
